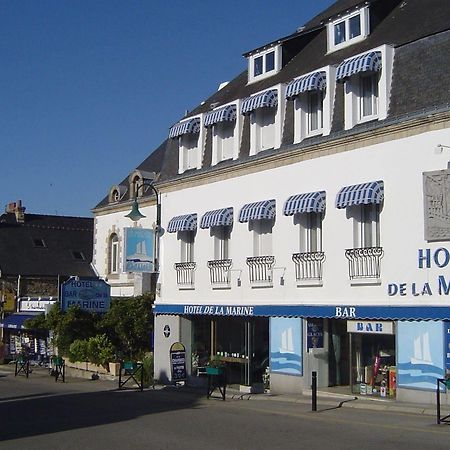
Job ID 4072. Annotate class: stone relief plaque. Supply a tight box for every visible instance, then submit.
[424,169,450,241]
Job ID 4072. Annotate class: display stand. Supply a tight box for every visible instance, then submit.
[15,356,30,378]
[206,367,227,401]
[118,361,144,392]
[436,378,450,424]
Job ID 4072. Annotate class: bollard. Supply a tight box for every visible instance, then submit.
[312,371,317,411]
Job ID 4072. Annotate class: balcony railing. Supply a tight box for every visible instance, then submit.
[174,262,196,289]
[345,247,384,281]
[207,259,232,288]
[292,252,325,285]
[246,256,275,287]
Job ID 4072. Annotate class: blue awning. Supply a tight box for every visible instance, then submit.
[168,117,201,138]
[283,191,326,215]
[204,104,237,127]
[285,71,327,99]
[241,89,278,115]
[239,199,276,223]
[167,214,197,233]
[0,313,41,330]
[200,207,233,229]
[336,51,382,82]
[336,180,384,209]
[154,303,450,321]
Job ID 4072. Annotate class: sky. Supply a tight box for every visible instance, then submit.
[0,0,335,217]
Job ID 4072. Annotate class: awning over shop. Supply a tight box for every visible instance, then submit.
[285,71,327,99]
[335,180,384,209]
[204,104,237,127]
[241,89,278,115]
[283,191,326,215]
[168,117,201,138]
[200,207,233,229]
[238,199,276,223]
[0,313,41,330]
[336,51,382,82]
[167,214,197,233]
[153,304,450,321]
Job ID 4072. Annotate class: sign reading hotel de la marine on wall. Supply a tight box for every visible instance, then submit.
[124,227,154,273]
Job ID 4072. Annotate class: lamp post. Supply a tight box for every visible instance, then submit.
[125,182,161,273]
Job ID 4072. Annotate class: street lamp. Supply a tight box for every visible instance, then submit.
[125,182,161,273]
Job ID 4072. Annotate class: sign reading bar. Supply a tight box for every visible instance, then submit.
[347,321,394,335]
[170,342,186,382]
[61,277,111,313]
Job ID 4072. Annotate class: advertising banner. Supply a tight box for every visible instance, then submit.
[124,227,154,273]
[170,342,186,382]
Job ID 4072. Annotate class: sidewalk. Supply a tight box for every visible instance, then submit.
[2,363,446,418]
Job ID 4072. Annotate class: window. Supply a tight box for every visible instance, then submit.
[33,238,46,248]
[351,204,380,248]
[251,107,276,154]
[328,7,369,52]
[179,230,195,262]
[212,226,230,260]
[359,73,378,120]
[108,234,119,274]
[307,91,324,135]
[213,121,235,163]
[250,219,273,256]
[180,133,200,172]
[72,251,85,261]
[297,212,323,253]
[248,46,281,83]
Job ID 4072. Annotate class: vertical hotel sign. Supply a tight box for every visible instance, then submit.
[124,227,154,273]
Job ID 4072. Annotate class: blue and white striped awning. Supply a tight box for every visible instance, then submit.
[204,104,237,127]
[241,89,278,115]
[283,191,326,215]
[336,51,382,82]
[168,117,201,138]
[200,207,233,229]
[239,199,276,223]
[336,181,384,209]
[167,214,198,233]
[285,71,327,99]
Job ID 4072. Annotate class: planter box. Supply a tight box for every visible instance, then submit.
[206,367,225,376]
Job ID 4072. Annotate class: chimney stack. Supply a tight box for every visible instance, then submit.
[6,200,26,223]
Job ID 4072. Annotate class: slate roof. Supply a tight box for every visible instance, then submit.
[93,0,450,211]
[0,213,95,277]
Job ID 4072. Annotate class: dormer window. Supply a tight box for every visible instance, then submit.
[327,6,370,52]
[248,45,281,83]
[108,185,127,204]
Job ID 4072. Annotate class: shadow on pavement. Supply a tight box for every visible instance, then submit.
[0,385,205,442]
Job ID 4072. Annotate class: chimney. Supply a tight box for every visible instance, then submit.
[6,200,26,223]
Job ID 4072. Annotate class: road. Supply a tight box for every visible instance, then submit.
[0,367,449,449]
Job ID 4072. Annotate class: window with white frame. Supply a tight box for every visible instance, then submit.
[108,233,119,274]
[251,107,276,153]
[248,46,281,83]
[359,72,379,121]
[307,90,324,135]
[179,230,195,262]
[211,225,231,260]
[327,6,370,52]
[213,121,235,163]
[250,219,273,256]
[350,204,380,248]
[296,212,323,253]
[180,133,199,171]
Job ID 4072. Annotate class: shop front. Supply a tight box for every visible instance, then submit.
[154,303,450,403]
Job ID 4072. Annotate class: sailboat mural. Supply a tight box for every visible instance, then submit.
[270,318,302,376]
[124,227,154,272]
[397,322,444,390]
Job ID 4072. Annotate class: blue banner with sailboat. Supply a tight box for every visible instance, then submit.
[124,227,154,273]
[397,321,445,390]
[270,317,302,376]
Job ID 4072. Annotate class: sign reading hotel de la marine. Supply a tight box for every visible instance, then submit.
[61,277,111,313]
[123,227,154,273]
[424,169,450,241]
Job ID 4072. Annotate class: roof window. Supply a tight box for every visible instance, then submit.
[247,45,281,83]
